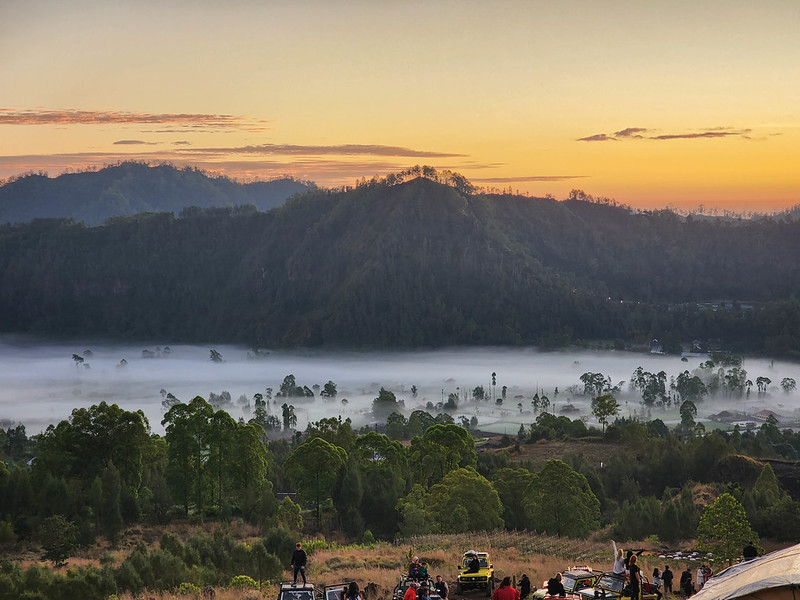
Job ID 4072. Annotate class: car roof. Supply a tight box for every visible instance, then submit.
[563,570,595,578]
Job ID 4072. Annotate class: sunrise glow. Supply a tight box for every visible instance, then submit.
[1,0,798,211]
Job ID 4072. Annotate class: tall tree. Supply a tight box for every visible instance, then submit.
[283,437,347,529]
[525,459,599,537]
[697,492,757,565]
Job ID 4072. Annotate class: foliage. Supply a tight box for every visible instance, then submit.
[525,460,600,538]
[697,492,758,564]
[4,175,800,352]
[39,515,78,566]
[284,437,347,527]
[591,394,619,432]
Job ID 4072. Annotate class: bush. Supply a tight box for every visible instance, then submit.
[178,581,203,597]
[229,574,259,590]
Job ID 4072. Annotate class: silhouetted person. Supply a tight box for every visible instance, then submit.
[743,541,757,561]
[292,542,307,585]
[518,574,531,600]
[547,573,566,598]
[662,566,673,597]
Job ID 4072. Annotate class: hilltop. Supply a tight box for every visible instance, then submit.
[1,171,799,352]
[0,162,313,225]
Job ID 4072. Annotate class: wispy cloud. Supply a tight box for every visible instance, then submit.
[0,108,269,131]
[113,140,157,146]
[175,143,466,158]
[577,133,616,142]
[651,130,750,140]
[472,175,588,183]
[614,127,650,138]
[578,127,751,142]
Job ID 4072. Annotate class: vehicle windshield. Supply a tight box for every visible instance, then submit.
[282,591,315,600]
[563,576,578,591]
[462,558,488,568]
[596,576,625,592]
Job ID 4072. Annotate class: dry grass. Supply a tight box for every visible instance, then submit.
[57,531,696,600]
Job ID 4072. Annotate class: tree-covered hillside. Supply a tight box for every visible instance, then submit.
[0,162,313,225]
[1,174,800,352]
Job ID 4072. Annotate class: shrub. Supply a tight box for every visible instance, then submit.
[178,581,203,597]
[230,574,260,590]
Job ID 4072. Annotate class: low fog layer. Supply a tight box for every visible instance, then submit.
[0,336,797,435]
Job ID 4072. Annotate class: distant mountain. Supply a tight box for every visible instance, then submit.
[1,174,799,353]
[0,162,314,225]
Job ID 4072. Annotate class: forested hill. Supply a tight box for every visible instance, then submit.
[1,175,800,353]
[0,162,313,225]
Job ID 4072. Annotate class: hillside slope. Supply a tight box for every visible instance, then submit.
[1,176,799,351]
[0,162,312,225]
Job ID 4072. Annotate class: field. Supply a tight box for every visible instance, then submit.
[38,528,691,600]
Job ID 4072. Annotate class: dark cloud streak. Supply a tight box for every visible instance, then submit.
[579,127,752,142]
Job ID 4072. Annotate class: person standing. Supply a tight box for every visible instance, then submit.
[696,566,705,590]
[404,581,418,600]
[434,575,449,600]
[628,555,641,600]
[291,542,307,585]
[652,568,662,592]
[662,566,674,597]
[612,541,626,575]
[680,566,694,597]
[518,574,531,600]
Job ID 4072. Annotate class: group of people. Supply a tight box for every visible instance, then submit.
[402,576,449,600]
[614,541,718,599]
[409,556,432,581]
[291,540,729,600]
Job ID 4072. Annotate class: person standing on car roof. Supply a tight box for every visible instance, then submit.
[291,542,307,585]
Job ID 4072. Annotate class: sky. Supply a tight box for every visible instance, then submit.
[1,0,798,211]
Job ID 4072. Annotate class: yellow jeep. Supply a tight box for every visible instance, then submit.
[456,551,494,596]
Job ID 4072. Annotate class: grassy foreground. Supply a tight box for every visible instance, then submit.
[104,531,666,600]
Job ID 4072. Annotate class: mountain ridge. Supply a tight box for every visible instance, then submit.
[0,162,313,225]
[1,174,799,353]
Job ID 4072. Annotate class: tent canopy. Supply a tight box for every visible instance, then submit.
[693,543,800,600]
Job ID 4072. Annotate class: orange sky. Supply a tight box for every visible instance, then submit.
[1,0,798,211]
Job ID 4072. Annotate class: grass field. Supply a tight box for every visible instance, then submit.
[102,530,695,600]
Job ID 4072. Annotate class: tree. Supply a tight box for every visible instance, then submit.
[354,432,408,537]
[320,381,338,398]
[525,459,599,537]
[283,437,347,529]
[408,424,476,486]
[580,372,608,396]
[675,371,708,403]
[281,403,297,430]
[372,387,399,418]
[697,492,757,564]
[209,349,223,363]
[679,400,697,431]
[781,377,796,394]
[756,376,771,393]
[162,396,215,515]
[492,467,535,530]
[425,468,503,533]
[39,515,78,566]
[591,394,620,433]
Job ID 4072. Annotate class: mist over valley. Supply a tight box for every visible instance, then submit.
[2,337,797,437]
